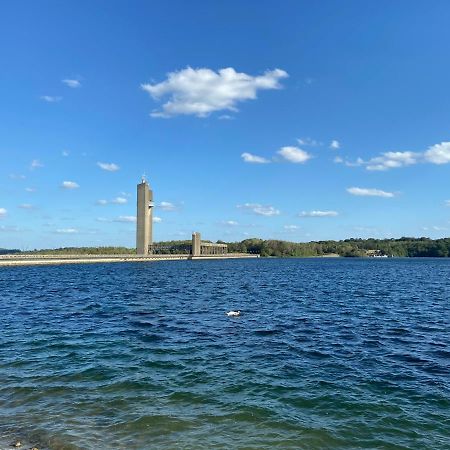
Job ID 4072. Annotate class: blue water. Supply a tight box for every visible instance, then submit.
[0,258,449,449]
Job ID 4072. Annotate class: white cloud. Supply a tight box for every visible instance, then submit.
[40,95,62,103]
[445,200,450,207]
[9,174,26,180]
[153,216,162,223]
[347,187,395,198]
[241,152,270,164]
[424,142,450,164]
[25,187,36,192]
[56,228,78,234]
[0,225,19,232]
[297,137,321,147]
[97,162,120,172]
[111,197,127,204]
[277,146,311,163]
[96,217,109,222]
[298,210,338,217]
[334,156,344,164]
[62,150,70,157]
[0,208,7,218]
[218,114,234,120]
[284,225,300,230]
[366,151,418,171]
[223,220,239,226]
[30,159,44,170]
[158,201,176,211]
[330,140,340,150]
[142,66,288,118]
[115,216,136,223]
[19,204,34,209]
[61,181,79,189]
[62,79,81,88]
[96,199,108,205]
[237,203,280,216]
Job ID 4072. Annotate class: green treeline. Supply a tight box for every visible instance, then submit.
[7,236,450,257]
[226,237,450,257]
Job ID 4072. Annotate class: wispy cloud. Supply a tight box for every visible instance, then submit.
[222,220,239,226]
[277,146,312,163]
[30,159,44,170]
[56,228,78,234]
[19,203,34,209]
[40,95,62,103]
[284,224,300,230]
[0,225,19,232]
[237,203,280,216]
[61,181,79,189]
[97,162,120,172]
[0,208,7,218]
[62,149,70,157]
[298,210,338,217]
[330,140,340,150]
[62,79,81,88]
[96,199,108,205]
[142,66,288,118]
[241,152,270,164]
[114,215,136,223]
[218,114,234,120]
[347,187,395,198]
[9,174,26,180]
[158,201,177,211]
[111,197,127,204]
[25,187,36,192]
[153,216,162,223]
[445,200,450,207]
[297,137,321,147]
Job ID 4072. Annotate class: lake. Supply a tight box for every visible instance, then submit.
[0,258,449,449]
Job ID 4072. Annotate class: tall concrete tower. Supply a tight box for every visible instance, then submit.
[136,177,153,255]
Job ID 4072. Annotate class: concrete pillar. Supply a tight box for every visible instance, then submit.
[192,232,201,256]
[136,178,153,255]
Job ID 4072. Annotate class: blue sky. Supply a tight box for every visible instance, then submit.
[1,0,450,249]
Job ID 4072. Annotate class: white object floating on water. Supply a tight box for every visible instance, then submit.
[226,310,241,317]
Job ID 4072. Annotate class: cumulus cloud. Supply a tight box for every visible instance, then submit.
[298,210,338,217]
[366,151,418,171]
[330,140,340,150]
[56,228,78,234]
[153,216,162,223]
[0,208,7,218]
[346,141,450,171]
[237,203,280,216]
[347,187,395,198]
[241,152,270,164]
[277,146,311,163]
[30,159,44,170]
[424,142,450,164]
[97,162,120,172]
[141,66,288,118]
[40,95,62,102]
[62,79,81,88]
[61,181,79,189]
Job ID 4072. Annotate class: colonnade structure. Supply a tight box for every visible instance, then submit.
[136,179,228,257]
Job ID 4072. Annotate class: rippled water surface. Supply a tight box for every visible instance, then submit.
[1,258,449,449]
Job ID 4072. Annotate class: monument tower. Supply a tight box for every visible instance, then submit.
[136,176,153,255]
